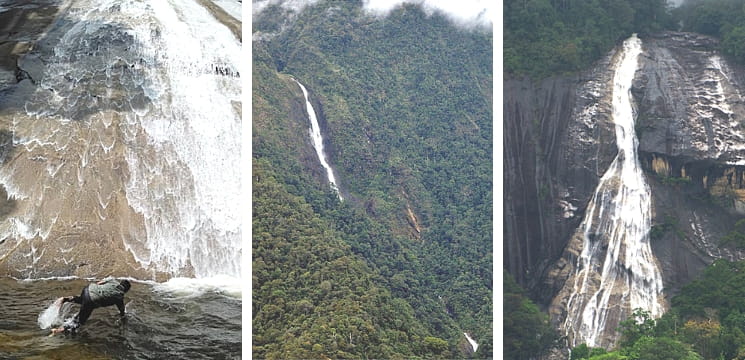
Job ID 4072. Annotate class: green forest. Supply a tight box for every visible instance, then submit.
[675,0,745,61]
[253,1,491,359]
[505,0,745,79]
[505,0,672,78]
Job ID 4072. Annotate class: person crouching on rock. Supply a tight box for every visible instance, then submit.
[50,278,131,336]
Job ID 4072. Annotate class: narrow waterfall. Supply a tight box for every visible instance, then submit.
[0,0,241,279]
[293,79,343,200]
[563,35,665,348]
[464,332,479,352]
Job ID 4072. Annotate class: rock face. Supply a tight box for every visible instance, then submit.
[634,32,745,288]
[506,31,745,348]
[0,1,243,280]
[504,49,618,304]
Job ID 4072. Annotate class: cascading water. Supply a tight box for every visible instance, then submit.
[464,332,479,352]
[0,0,241,279]
[293,78,343,200]
[562,35,665,348]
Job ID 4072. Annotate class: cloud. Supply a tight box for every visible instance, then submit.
[362,0,493,29]
[667,0,685,7]
[252,0,494,31]
[252,0,320,17]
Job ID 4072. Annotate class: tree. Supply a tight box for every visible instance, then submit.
[423,336,448,354]
[682,319,722,359]
[723,26,745,60]
[628,336,702,360]
[618,309,657,348]
[572,343,608,360]
[504,273,558,359]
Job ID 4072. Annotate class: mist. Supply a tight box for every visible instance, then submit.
[252,0,320,17]
[668,0,685,7]
[253,0,493,30]
[363,0,493,30]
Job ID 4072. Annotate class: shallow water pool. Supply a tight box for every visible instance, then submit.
[0,277,241,359]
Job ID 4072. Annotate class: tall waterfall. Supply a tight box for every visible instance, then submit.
[0,0,241,279]
[563,35,665,348]
[293,79,343,200]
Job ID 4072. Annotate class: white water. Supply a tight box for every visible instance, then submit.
[563,35,664,348]
[293,79,343,200]
[464,332,478,352]
[152,275,241,299]
[38,299,67,329]
[123,0,242,278]
[0,0,241,279]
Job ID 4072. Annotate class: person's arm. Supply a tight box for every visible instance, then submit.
[59,295,82,304]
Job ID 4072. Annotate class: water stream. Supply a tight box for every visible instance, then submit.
[1,277,240,359]
[0,0,241,279]
[293,78,343,200]
[0,1,241,357]
[563,35,665,348]
[464,332,478,353]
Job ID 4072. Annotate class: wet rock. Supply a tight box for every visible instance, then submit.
[504,47,617,303]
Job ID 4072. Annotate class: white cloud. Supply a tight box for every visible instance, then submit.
[363,0,493,29]
[252,0,321,17]
[252,0,494,30]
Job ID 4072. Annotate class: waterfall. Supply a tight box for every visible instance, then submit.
[563,35,665,348]
[0,0,241,279]
[464,332,478,353]
[293,79,343,200]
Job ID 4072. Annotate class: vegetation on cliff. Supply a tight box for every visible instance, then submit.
[253,0,491,358]
[504,0,673,78]
[504,273,559,359]
[571,260,745,360]
[676,0,745,62]
[253,160,440,359]
[503,0,745,75]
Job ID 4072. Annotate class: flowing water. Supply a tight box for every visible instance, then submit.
[0,277,241,359]
[293,78,343,200]
[0,0,241,279]
[563,35,665,348]
[0,0,242,357]
[463,332,478,353]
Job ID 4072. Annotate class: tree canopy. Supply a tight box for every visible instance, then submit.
[505,0,674,78]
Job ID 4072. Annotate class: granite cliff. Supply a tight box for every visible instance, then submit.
[505,31,745,348]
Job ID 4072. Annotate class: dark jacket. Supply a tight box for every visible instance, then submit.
[62,279,128,333]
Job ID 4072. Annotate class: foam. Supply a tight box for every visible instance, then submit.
[37,299,65,329]
[151,276,241,299]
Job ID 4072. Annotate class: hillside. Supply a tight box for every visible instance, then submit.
[253,1,492,358]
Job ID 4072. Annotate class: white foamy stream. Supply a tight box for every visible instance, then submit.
[563,35,665,348]
[0,0,241,280]
[293,79,343,200]
[464,332,478,352]
[125,0,242,278]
